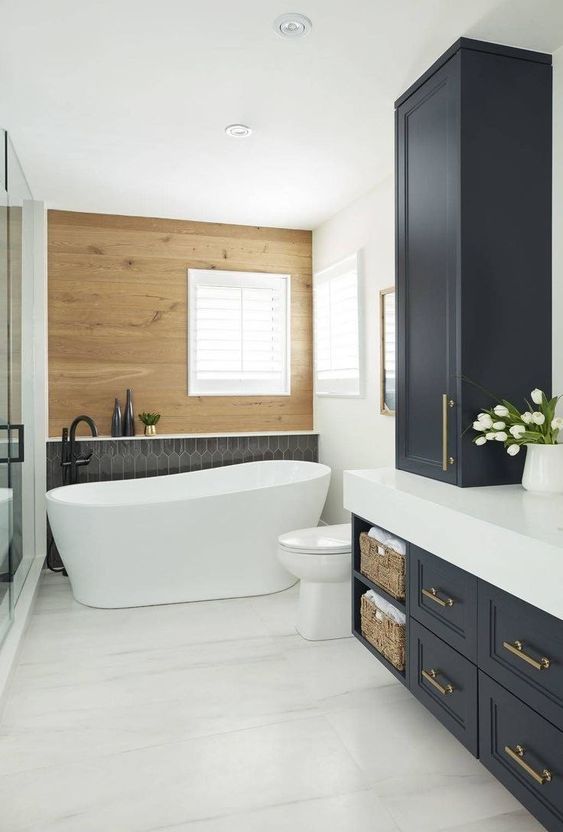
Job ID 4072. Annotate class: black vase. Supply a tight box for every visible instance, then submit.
[123,389,135,437]
[111,398,122,437]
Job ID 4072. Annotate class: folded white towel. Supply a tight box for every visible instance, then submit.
[385,537,406,557]
[367,526,389,543]
[367,527,406,557]
[364,590,406,626]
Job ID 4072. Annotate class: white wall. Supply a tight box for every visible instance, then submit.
[313,177,395,523]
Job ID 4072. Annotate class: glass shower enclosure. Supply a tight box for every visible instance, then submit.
[0,130,36,645]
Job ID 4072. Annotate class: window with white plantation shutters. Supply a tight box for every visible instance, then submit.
[188,269,290,396]
[314,253,361,396]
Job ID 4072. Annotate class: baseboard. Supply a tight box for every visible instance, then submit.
[0,556,44,716]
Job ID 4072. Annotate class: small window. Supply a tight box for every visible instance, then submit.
[314,253,361,397]
[188,269,290,396]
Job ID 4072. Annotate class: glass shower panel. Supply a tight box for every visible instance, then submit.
[0,131,12,643]
[6,136,34,602]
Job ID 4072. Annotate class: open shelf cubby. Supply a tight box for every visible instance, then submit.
[353,570,406,613]
[351,513,409,687]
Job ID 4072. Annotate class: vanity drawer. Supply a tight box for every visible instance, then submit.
[409,545,477,661]
[409,618,478,755]
[479,672,563,832]
[478,582,563,731]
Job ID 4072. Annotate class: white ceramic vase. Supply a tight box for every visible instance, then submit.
[522,443,563,494]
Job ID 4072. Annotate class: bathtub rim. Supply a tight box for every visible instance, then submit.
[46,459,331,509]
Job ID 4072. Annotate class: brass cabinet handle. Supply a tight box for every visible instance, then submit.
[421,668,454,695]
[503,640,551,671]
[422,587,454,608]
[442,395,456,471]
[505,744,552,785]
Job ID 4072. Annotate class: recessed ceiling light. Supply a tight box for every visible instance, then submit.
[224,124,252,138]
[273,13,312,39]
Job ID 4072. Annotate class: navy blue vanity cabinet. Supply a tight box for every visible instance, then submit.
[479,673,563,832]
[351,510,563,831]
[396,38,552,486]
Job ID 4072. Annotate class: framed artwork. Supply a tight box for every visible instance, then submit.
[380,286,396,415]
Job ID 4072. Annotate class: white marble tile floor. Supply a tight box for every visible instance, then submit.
[0,572,545,832]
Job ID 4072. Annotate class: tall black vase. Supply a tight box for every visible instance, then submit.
[123,389,135,436]
[111,398,122,437]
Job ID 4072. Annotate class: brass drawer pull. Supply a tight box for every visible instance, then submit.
[505,744,552,785]
[442,395,456,471]
[422,668,454,695]
[503,640,551,671]
[422,587,454,608]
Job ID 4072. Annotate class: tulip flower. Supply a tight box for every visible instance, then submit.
[493,405,509,417]
[521,412,533,424]
[531,388,543,405]
[494,432,508,441]
[552,417,563,430]
[532,412,545,425]
[509,424,526,438]
[475,436,487,446]
[473,420,486,431]
[507,444,520,456]
[477,413,493,429]
[492,421,506,430]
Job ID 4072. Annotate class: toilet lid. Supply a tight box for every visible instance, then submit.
[278,523,351,555]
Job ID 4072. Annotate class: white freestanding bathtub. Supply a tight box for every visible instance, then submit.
[46,460,330,608]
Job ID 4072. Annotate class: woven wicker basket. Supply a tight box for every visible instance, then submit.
[360,592,405,671]
[359,532,406,600]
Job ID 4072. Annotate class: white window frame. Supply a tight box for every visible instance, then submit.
[313,252,363,398]
[188,268,291,397]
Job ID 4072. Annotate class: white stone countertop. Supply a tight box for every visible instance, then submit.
[343,467,563,621]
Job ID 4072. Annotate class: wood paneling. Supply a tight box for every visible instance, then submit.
[48,210,313,436]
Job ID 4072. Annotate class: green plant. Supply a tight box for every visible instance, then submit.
[138,412,161,427]
[473,388,562,456]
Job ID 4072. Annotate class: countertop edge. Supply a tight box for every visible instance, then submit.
[343,469,563,621]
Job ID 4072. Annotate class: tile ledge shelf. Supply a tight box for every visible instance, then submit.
[48,430,319,443]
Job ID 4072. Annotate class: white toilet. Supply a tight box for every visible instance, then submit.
[277,523,352,641]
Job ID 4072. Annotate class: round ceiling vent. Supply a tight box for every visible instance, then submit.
[224,124,253,138]
[273,13,312,38]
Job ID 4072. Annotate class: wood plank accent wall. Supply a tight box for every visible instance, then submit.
[47,210,313,437]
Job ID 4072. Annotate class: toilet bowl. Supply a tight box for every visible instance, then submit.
[277,523,351,641]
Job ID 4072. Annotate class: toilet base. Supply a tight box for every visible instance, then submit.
[296,577,352,641]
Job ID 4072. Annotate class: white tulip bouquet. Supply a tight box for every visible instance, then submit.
[473,388,563,456]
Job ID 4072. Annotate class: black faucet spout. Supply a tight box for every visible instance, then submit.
[61,415,99,484]
[69,415,98,441]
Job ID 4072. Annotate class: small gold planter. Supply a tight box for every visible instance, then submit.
[144,424,157,436]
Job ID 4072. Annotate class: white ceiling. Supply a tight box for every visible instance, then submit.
[3,0,563,229]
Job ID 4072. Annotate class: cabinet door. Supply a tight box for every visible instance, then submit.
[409,545,477,661]
[479,672,563,832]
[396,53,459,483]
[410,619,478,755]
